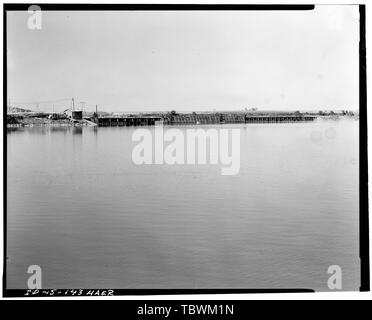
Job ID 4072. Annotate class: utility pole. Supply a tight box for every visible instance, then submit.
[72,98,75,111]
[80,101,86,113]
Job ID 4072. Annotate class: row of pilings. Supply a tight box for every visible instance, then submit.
[92,113,317,127]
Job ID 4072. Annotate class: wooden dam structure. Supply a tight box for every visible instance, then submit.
[95,116,163,127]
[91,113,317,127]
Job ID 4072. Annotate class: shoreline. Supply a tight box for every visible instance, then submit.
[6,115,358,128]
[7,111,358,128]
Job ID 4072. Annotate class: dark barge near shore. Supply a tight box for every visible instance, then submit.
[92,113,317,127]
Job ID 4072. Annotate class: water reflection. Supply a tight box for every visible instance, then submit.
[72,127,83,135]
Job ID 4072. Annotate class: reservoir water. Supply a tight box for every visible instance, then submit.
[7,119,360,291]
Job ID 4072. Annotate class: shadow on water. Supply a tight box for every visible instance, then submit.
[7,126,86,136]
[72,126,83,135]
[7,127,22,133]
[50,126,72,134]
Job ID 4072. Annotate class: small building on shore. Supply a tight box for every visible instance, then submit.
[65,110,83,120]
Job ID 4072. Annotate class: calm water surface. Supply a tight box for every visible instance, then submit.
[7,119,359,291]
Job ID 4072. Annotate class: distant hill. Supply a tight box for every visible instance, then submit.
[7,106,33,113]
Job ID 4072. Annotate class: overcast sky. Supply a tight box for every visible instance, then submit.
[7,6,359,112]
